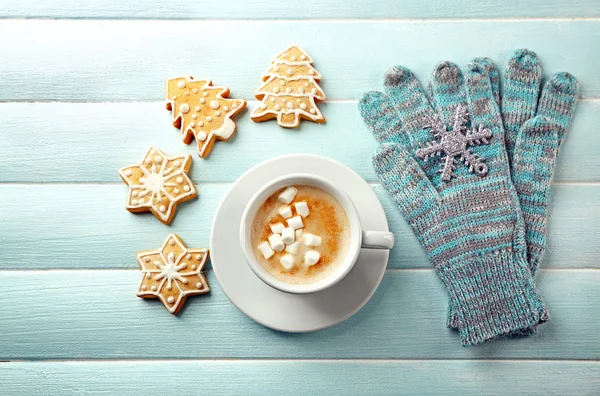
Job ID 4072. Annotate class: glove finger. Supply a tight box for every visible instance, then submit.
[358,90,411,146]
[373,143,440,225]
[429,62,469,127]
[473,57,500,106]
[511,116,559,274]
[383,66,437,146]
[417,62,473,186]
[383,66,448,186]
[460,61,508,183]
[501,49,542,161]
[537,72,579,146]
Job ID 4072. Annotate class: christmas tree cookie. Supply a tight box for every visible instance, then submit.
[251,46,326,128]
[166,77,246,158]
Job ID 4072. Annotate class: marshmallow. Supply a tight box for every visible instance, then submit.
[258,242,275,259]
[280,254,295,270]
[286,216,304,230]
[295,201,310,217]
[281,227,295,245]
[270,222,285,234]
[304,250,321,266]
[268,234,284,252]
[278,186,298,204]
[303,233,322,247]
[285,241,300,255]
[278,205,293,219]
[295,229,303,239]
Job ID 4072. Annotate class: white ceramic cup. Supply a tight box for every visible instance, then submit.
[240,173,395,294]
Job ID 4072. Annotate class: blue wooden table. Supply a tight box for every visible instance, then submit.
[1,1,599,394]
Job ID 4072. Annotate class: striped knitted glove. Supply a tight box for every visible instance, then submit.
[359,61,547,346]
[445,51,579,331]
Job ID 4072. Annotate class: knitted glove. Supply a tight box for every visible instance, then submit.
[445,51,579,331]
[359,61,547,346]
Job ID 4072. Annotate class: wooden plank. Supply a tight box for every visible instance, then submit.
[0,184,598,269]
[0,183,597,269]
[0,20,598,101]
[0,361,598,396]
[2,0,599,19]
[0,270,597,359]
[0,102,376,183]
[0,101,596,183]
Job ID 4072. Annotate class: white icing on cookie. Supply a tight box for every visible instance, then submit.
[250,46,326,127]
[136,234,210,314]
[119,147,196,223]
[165,76,246,158]
[198,118,237,157]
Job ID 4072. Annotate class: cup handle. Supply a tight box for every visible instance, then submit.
[361,230,395,249]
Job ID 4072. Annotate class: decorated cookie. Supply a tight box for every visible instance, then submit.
[166,77,246,158]
[118,147,196,224]
[251,46,326,128]
[137,234,210,314]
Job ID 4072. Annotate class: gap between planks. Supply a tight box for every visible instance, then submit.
[1,17,600,22]
[1,358,599,363]
[0,181,598,186]
[0,268,596,273]
[0,98,598,103]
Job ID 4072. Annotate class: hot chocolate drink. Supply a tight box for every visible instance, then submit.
[251,185,350,285]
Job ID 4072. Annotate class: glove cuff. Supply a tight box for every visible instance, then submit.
[437,249,548,346]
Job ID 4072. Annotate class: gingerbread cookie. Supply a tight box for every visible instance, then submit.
[118,147,196,224]
[251,46,326,128]
[137,234,210,314]
[166,77,246,158]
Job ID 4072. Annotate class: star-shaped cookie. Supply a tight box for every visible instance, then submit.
[137,234,210,314]
[118,147,196,224]
[166,76,246,158]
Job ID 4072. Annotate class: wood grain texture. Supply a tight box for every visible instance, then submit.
[0,270,598,359]
[0,184,597,269]
[0,20,597,101]
[3,0,599,19]
[1,361,598,396]
[1,0,599,391]
[0,101,596,183]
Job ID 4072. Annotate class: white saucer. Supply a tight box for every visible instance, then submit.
[210,154,390,332]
